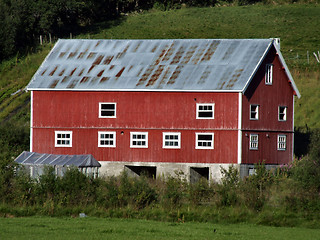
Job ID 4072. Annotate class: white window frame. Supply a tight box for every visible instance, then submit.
[265,64,273,85]
[195,133,214,149]
[250,104,259,120]
[99,102,116,118]
[196,103,215,119]
[278,106,287,121]
[277,135,287,151]
[98,131,116,148]
[249,134,258,150]
[55,131,72,147]
[130,132,148,148]
[163,132,181,149]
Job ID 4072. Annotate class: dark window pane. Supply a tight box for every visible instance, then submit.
[198,135,212,141]
[101,104,115,110]
[199,112,213,118]
[101,110,114,116]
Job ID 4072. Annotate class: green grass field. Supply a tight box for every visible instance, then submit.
[1,216,320,240]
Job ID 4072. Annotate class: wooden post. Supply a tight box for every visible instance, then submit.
[70,33,72,39]
[49,33,52,44]
[40,35,43,45]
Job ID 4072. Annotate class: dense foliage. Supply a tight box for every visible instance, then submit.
[0,130,319,227]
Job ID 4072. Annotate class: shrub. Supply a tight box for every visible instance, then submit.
[216,165,239,207]
[239,163,274,211]
[132,176,158,209]
[162,173,187,208]
[188,178,215,206]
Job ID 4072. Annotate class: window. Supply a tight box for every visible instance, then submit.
[250,104,259,120]
[196,133,214,149]
[98,131,116,147]
[196,103,214,119]
[265,64,273,85]
[99,102,116,118]
[278,106,287,121]
[55,131,72,147]
[278,135,286,151]
[130,132,148,148]
[249,134,258,150]
[163,132,181,149]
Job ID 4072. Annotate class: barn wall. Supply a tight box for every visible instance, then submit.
[241,47,294,164]
[32,91,239,164]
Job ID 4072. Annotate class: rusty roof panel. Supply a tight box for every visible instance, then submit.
[28,39,279,91]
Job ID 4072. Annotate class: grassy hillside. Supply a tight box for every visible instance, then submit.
[0,4,319,133]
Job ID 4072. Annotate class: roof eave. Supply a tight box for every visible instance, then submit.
[241,40,301,99]
[241,40,274,95]
[26,88,242,93]
[273,43,301,98]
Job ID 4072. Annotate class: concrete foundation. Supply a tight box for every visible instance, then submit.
[99,161,239,182]
[239,164,279,179]
[99,161,281,181]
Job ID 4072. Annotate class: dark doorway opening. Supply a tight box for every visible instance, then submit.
[190,167,209,183]
[125,165,157,179]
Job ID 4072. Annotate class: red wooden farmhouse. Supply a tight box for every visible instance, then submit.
[27,38,300,181]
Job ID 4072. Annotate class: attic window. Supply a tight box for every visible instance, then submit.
[250,104,259,120]
[55,131,72,147]
[99,102,116,118]
[196,103,215,119]
[265,64,273,85]
[278,106,287,121]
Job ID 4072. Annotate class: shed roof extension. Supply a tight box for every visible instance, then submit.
[27,38,300,97]
[15,151,101,168]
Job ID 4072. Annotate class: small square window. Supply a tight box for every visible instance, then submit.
[265,64,273,85]
[99,102,116,118]
[163,132,181,149]
[130,132,148,148]
[98,131,116,147]
[55,131,72,147]
[250,104,259,120]
[196,103,214,119]
[249,134,258,150]
[278,135,286,151]
[278,106,287,121]
[196,133,214,149]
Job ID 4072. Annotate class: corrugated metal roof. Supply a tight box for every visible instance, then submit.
[15,151,101,167]
[27,38,298,95]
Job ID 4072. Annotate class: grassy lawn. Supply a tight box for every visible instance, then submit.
[0,216,320,240]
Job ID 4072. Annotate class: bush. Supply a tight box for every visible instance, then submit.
[239,163,274,211]
[216,165,239,207]
[162,173,187,208]
[188,178,215,206]
[132,176,158,209]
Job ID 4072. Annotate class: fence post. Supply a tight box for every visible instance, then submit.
[40,35,43,45]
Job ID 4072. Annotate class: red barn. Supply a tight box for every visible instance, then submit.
[27,38,300,181]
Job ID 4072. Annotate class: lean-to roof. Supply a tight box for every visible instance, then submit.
[15,151,101,168]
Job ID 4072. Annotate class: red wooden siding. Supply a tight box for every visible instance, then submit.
[32,91,240,164]
[32,128,238,164]
[241,48,294,164]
